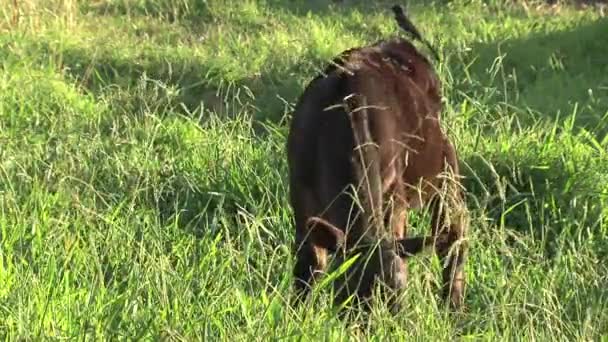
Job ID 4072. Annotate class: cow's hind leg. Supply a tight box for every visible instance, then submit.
[430,142,468,310]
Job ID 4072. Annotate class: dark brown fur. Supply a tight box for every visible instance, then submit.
[287,28,468,311]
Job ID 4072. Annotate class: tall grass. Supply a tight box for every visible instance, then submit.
[0,0,606,339]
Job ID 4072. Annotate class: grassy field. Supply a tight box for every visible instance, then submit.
[1,0,607,339]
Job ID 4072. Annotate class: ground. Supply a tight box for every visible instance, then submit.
[0,0,607,339]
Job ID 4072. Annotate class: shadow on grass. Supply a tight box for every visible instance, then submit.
[80,0,213,22]
[460,144,607,259]
[81,0,393,20]
[71,1,608,130]
[448,16,608,255]
[30,40,308,122]
[53,44,253,117]
[66,0,422,122]
[450,16,608,137]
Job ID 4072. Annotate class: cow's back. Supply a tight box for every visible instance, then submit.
[339,39,446,203]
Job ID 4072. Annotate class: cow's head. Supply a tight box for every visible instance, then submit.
[306,216,436,311]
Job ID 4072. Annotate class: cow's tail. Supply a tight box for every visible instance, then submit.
[344,92,384,240]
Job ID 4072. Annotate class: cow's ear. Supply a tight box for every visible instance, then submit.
[306,217,345,251]
[396,235,436,257]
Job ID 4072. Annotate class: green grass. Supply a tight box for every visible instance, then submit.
[1,0,607,339]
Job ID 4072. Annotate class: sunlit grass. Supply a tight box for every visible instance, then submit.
[0,0,606,339]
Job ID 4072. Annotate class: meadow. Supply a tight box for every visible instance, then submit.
[0,0,607,339]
